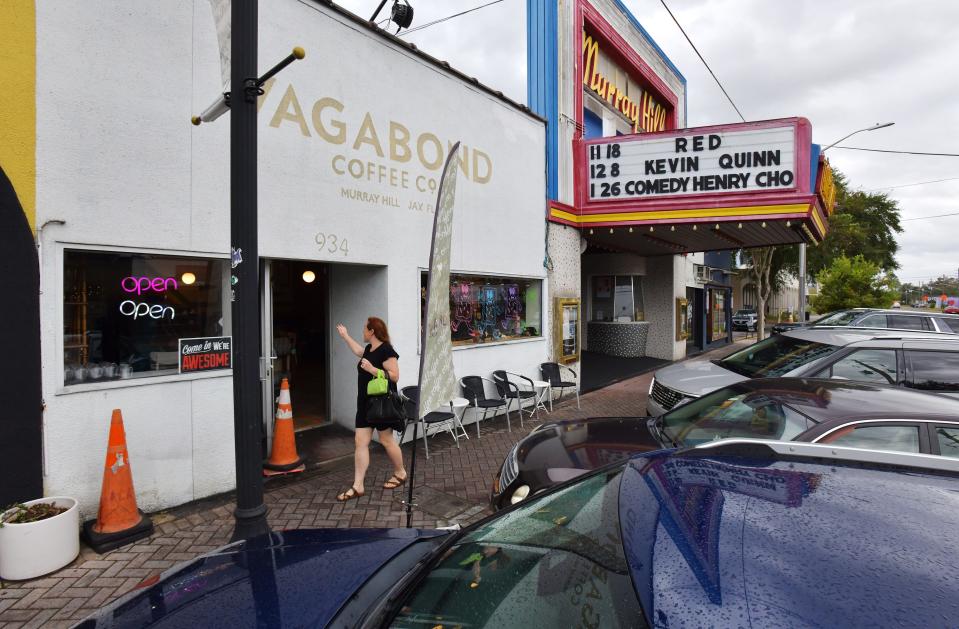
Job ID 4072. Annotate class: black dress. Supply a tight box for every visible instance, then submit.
[355,342,401,430]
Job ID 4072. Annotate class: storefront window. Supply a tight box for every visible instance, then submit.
[422,273,542,346]
[591,275,645,321]
[63,250,229,385]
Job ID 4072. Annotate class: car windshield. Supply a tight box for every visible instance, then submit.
[811,310,861,326]
[391,467,646,628]
[719,334,840,377]
[734,310,755,316]
[660,387,811,445]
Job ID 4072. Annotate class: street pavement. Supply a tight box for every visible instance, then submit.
[0,340,748,628]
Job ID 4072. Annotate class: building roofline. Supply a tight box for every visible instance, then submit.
[309,1,546,124]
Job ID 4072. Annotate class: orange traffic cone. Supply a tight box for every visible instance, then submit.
[82,409,154,553]
[263,379,305,476]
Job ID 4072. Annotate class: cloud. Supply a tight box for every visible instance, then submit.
[329,0,957,282]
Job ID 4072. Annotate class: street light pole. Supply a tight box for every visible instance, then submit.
[798,121,896,322]
[230,0,269,541]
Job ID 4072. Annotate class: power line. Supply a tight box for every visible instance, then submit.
[902,211,959,222]
[864,176,959,192]
[398,0,507,37]
[658,0,745,122]
[834,146,959,157]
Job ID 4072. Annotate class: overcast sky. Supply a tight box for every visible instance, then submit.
[336,0,959,285]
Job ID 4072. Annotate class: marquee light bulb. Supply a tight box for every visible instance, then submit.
[181,272,196,285]
[302,270,316,283]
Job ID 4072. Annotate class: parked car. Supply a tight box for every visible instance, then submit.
[494,377,959,509]
[945,305,959,315]
[647,327,959,416]
[731,308,758,331]
[82,441,959,627]
[770,307,959,335]
[891,301,902,309]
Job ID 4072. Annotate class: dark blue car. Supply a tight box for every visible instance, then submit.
[81,441,959,628]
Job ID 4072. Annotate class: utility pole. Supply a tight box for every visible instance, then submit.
[230,0,269,541]
[798,242,807,322]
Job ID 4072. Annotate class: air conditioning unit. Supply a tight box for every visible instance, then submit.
[694,265,710,283]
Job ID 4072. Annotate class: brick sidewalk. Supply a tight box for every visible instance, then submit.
[0,341,746,627]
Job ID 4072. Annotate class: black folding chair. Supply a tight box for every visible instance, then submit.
[400,385,456,459]
[492,370,539,427]
[460,376,510,437]
[540,362,580,410]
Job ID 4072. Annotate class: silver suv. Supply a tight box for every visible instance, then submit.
[772,308,959,335]
[647,328,959,415]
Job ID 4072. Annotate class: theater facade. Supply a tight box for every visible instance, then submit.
[528,0,834,371]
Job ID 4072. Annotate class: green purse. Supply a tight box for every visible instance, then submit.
[367,369,389,396]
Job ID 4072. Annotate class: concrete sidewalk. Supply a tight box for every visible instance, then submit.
[0,340,748,627]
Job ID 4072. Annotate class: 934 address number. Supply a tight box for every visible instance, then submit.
[314,232,349,256]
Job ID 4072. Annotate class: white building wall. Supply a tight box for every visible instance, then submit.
[644,255,687,360]
[549,0,688,363]
[36,1,546,516]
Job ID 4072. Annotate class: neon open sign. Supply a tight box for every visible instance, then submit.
[121,276,178,295]
[119,276,177,320]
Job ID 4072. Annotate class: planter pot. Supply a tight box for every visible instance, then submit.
[0,497,80,580]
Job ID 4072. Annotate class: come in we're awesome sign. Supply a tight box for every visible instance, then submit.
[179,337,232,373]
[586,125,798,203]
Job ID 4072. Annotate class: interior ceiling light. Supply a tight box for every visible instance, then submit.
[302,270,316,283]
[181,272,196,285]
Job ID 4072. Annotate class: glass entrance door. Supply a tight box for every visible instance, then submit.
[260,260,276,450]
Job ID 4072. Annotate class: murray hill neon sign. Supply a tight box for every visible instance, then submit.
[583,33,667,133]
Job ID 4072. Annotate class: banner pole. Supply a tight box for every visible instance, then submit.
[407,142,461,528]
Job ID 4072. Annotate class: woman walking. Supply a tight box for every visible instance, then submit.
[335,317,408,502]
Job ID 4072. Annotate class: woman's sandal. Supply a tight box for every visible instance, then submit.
[336,486,365,502]
[383,474,408,490]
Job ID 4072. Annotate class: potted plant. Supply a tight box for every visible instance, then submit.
[0,497,80,580]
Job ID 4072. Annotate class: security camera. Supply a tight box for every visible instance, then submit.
[191,93,231,126]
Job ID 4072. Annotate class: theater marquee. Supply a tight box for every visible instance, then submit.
[550,118,831,255]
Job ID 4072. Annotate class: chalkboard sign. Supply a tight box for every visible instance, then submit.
[178,336,232,373]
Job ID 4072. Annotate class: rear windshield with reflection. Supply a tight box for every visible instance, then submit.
[811,310,861,327]
[391,467,646,628]
[720,334,840,377]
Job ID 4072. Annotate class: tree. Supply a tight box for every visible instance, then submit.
[812,255,898,313]
[924,275,959,299]
[900,282,919,304]
[804,170,903,277]
[742,247,778,340]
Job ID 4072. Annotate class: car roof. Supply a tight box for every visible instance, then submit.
[726,377,959,423]
[782,326,959,346]
[621,441,959,626]
[852,308,959,318]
